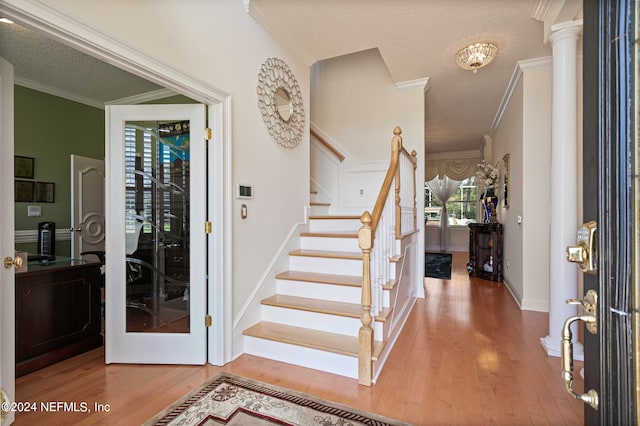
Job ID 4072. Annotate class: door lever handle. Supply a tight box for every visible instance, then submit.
[561,314,599,410]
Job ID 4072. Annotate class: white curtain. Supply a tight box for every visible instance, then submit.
[426,176,462,252]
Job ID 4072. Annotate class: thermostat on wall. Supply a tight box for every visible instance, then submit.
[236,184,253,199]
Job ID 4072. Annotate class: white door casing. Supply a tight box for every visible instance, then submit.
[105,104,207,364]
[70,155,105,260]
[0,55,16,425]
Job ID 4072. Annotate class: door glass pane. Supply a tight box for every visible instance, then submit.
[124,120,190,333]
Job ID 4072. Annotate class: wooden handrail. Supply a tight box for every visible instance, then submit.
[367,127,403,235]
[310,128,346,162]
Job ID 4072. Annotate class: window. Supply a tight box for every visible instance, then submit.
[425,176,478,226]
[124,126,153,235]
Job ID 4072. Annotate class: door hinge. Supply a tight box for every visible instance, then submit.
[205,315,212,327]
[205,221,213,234]
[205,128,212,140]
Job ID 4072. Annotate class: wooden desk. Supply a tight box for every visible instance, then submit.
[15,259,103,377]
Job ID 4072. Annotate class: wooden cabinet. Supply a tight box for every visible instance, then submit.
[468,223,503,282]
[15,260,103,377]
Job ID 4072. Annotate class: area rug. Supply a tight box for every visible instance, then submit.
[144,372,411,426]
[425,252,452,280]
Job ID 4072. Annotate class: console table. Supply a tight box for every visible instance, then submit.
[15,258,103,377]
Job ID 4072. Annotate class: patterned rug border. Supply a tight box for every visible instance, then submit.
[144,372,411,426]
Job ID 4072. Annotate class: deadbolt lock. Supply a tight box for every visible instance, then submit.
[566,221,597,274]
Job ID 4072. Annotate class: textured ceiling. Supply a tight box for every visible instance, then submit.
[249,0,558,153]
[0,23,162,105]
[0,2,578,154]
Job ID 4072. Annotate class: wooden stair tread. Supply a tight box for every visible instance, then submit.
[382,278,399,291]
[377,307,393,322]
[289,249,363,260]
[300,231,358,238]
[243,321,383,360]
[276,270,362,287]
[262,294,365,319]
[310,202,331,206]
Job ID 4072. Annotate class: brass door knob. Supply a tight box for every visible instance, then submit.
[4,256,23,269]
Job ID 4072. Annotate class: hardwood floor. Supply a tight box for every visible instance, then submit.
[13,252,584,425]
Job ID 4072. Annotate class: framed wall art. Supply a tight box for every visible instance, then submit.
[502,154,510,208]
[14,156,34,179]
[35,181,55,203]
[15,180,35,202]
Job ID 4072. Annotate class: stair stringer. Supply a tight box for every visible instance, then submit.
[373,232,420,381]
[232,220,309,359]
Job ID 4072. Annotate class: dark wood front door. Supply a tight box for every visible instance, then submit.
[582,0,637,424]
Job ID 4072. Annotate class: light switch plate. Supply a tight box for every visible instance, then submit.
[27,205,42,217]
[236,184,253,199]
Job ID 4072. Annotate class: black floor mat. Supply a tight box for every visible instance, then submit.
[425,252,452,280]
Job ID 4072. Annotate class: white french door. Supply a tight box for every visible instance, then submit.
[105,104,207,364]
[0,55,16,424]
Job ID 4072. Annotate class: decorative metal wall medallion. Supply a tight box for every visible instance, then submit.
[257,58,305,148]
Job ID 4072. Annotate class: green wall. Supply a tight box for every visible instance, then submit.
[14,86,105,256]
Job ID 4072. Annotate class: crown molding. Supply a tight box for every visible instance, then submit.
[15,75,105,109]
[395,77,429,91]
[531,0,552,21]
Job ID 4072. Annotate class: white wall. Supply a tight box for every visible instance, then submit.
[310,47,425,294]
[493,58,552,312]
[492,72,525,304]
[38,0,311,317]
[424,226,468,253]
[311,48,423,163]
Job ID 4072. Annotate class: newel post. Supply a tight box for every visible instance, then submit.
[358,211,374,386]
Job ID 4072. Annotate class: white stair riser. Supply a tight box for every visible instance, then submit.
[309,205,330,215]
[244,336,358,379]
[309,219,361,232]
[301,236,360,252]
[262,305,384,336]
[289,256,362,276]
[276,280,362,304]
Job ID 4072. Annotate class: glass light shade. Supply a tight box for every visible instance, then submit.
[455,41,498,73]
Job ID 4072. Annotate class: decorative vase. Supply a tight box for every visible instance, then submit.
[482,188,498,223]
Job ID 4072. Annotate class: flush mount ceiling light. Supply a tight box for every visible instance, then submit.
[455,41,498,73]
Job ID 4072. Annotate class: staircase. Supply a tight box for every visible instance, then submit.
[243,127,417,385]
[243,214,398,380]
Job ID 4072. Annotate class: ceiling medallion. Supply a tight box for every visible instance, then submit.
[455,41,498,73]
[257,58,305,149]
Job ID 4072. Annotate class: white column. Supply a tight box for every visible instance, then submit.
[540,20,583,359]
